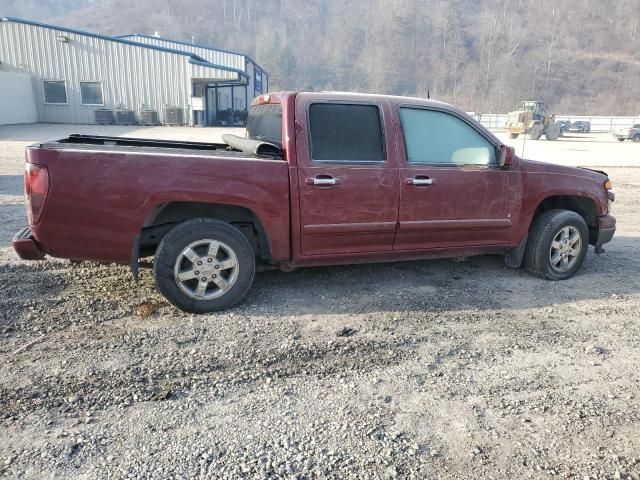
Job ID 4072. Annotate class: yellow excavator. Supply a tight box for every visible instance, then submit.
[505,101,561,140]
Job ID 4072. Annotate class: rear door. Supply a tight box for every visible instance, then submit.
[295,94,399,256]
[394,106,522,251]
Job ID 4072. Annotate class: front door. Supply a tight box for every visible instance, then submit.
[295,94,399,256]
[394,106,522,251]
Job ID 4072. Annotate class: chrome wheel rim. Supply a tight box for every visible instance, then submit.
[549,226,581,273]
[173,239,239,300]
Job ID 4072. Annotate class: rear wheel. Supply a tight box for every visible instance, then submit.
[523,209,589,280]
[632,134,640,143]
[153,218,256,312]
[509,133,519,139]
[618,138,626,142]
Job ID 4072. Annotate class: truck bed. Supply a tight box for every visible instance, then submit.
[25,135,291,264]
[37,134,271,159]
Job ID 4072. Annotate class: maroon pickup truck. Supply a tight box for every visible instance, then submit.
[14,91,616,312]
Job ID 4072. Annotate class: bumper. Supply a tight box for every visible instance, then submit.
[594,214,616,251]
[13,227,46,260]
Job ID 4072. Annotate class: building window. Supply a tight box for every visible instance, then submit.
[43,80,67,104]
[80,82,104,106]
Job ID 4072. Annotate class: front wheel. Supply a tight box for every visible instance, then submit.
[523,209,589,280]
[545,124,561,141]
[509,133,519,139]
[632,134,640,143]
[153,218,256,312]
[529,123,543,140]
[617,138,625,142]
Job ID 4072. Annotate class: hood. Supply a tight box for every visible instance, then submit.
[518,158,608,182]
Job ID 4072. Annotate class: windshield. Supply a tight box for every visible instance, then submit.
[246,104,282,146]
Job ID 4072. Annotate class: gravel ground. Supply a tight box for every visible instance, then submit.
[1,124,640,479]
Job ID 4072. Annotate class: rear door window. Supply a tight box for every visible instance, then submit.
[308,103,385,163]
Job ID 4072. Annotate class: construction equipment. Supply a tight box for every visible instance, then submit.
[505,101,561,140]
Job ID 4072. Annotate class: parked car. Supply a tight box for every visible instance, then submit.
[558,120,571,133]
[14,91,616,312]
[612,124,640,142]
[569,121,591,133]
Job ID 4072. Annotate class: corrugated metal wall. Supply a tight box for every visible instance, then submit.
[121,34,270,102]
[120,35,246,72]
[0,71,37,125]
[0,20,238,124]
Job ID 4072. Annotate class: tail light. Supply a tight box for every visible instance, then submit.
[24,163,49,224]
[254,94,271,105]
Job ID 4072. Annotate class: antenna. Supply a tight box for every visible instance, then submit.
[427,90,430,99]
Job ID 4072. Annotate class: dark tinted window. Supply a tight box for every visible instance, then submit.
[309,103,384,162]
[80,82,104,105]
[247,104,282,145]
[399,108,495,166]
[43,80,67,104]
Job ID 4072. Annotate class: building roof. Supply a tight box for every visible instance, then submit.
[116,33,266,75]
[0,16,248,79]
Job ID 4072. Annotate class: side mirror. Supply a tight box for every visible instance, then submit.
[498,145,515,168]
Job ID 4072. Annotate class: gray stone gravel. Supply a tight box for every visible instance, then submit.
[1,125,640,479]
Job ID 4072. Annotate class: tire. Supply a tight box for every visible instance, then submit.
[153,218,256,313]
[509,133,519,139]
[529,123,543,140]
[632,134,640,143]
[545,124,561,141]
[523,209,589,280]
[618,138,625,142]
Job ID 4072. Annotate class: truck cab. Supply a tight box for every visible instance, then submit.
[520,101,548,121]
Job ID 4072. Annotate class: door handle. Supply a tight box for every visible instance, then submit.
[407,176,433,186]
[306,175,338,186]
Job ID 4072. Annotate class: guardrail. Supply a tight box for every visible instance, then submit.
[467,113,640,132]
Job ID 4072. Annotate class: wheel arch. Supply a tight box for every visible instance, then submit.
[530,195,599,244]
[138,201,273,263]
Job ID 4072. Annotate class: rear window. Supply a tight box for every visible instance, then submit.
[246,104,282,145]
[308,103,385,163]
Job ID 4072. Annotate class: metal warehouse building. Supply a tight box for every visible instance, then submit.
[0,17,268,126]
